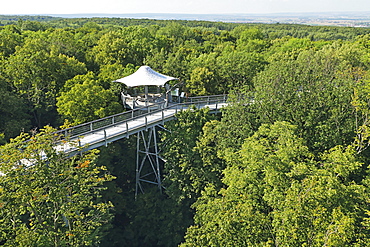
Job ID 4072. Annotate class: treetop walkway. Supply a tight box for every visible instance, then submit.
[53,94,228,196]
[55,94,228,155]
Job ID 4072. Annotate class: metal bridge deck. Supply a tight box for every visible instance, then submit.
[55,95,228,154]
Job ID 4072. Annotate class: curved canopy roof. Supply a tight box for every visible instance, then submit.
[114,66,178,88]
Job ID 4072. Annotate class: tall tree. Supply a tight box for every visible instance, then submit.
[0,127,114,246]
[90,26,156,68]
[182,121,368,246]
[57,72,122,125]
[0,25,23,57]
[250,44,358,153]
[161,107,215,203]
[0,87,30,140]
[4,35,87,127]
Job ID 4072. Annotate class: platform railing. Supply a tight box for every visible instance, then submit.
[55,94,228,141]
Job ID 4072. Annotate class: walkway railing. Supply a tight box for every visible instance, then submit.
[55,94,228,142]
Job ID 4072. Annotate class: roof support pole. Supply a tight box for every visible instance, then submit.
[145,85,149,107]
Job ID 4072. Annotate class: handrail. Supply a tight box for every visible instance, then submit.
[55,94,228,141]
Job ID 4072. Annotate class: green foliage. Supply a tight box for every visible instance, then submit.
[1,16,369,132]
[351,71,370,154]
[188,66,216,95]
[1,17,370,247]
[96,138,191,247]
[182,122,368,246]
[161,107,216,203]
[90,26,157,68]
[187,47,266,95]
[193,120,226,199]
[216,50,266,90]
[213,99,258,153]
[56,73,122,124]
[0,26,23,57]
[251,44,359,153]
[121,192,192,247]
[0,88,30,139]
[0,127,114,246]
[97,63,130,94]
[3,35,87,127]
[235,28,270,52]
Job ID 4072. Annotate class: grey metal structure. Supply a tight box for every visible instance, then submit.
[136,126,163,197]
[55,94,228,195]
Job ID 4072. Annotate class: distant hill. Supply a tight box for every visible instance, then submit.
[1,11,370,27]
[50,12,370,27]
[0,15,60,22]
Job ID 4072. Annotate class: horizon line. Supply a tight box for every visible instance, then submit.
[1,10,370,17]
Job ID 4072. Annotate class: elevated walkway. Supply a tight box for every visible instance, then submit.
[17,94,228,196]
[55,94,228,196]
[55,94,228,155]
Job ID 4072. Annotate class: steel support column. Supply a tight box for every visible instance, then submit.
[135,126,163,198]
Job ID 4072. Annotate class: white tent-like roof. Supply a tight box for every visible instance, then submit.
[114,66,178,88]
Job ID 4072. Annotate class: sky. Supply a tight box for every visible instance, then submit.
[1,0,370,15]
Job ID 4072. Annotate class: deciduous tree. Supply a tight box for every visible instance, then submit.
[0,127,114,246]
[182,121,369,246]
[56,72,122,125]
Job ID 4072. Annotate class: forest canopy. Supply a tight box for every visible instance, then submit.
[1,16,370,246]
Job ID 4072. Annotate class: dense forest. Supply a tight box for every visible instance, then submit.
[1,16,370,246]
